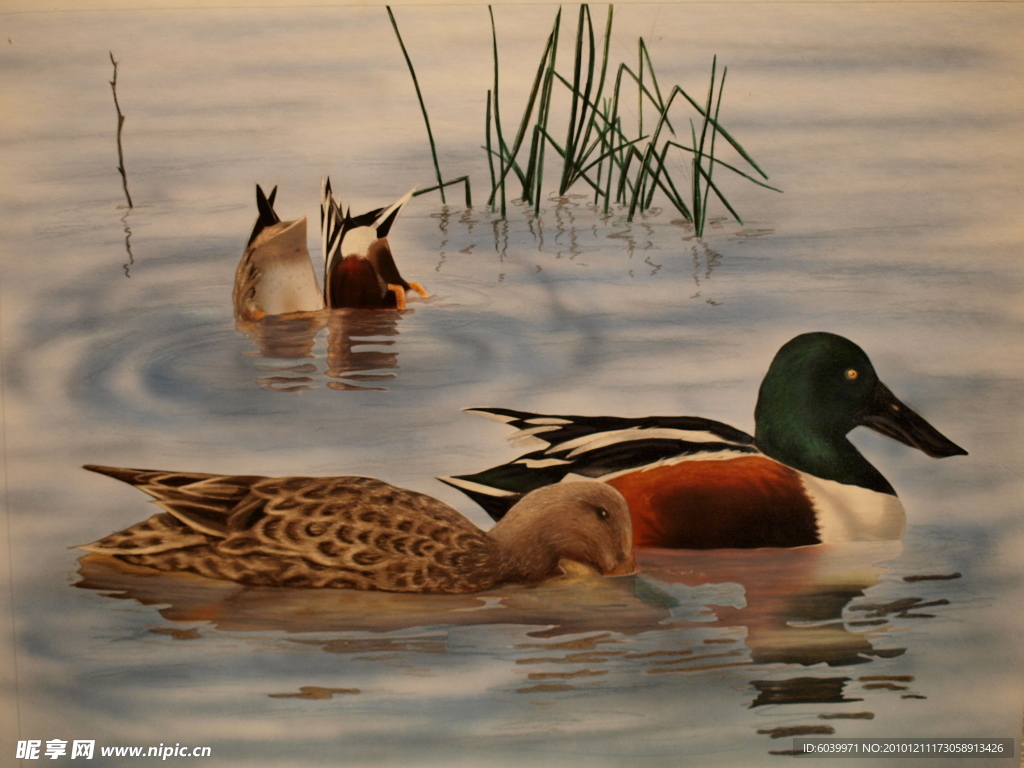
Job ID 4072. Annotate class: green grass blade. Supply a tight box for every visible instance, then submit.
[690,118,700,230]
[521,7,561,208]
[412,176,472,208]
[639,39,669,127]
[387,6,446,203]
[499,28,555,204]
[700,64,726,234]
[697,163,742,225]
[644,140,670,209]
[576,5,613,198]
[485,90,496,212]
[627,85,684,219]
[648,146,692,220]
[533,7,561,213]
[693,57,717,234]
[577,133,648,178]
[488,6,506,217]
[664,142,782,192]
[671,83,769,180]
[559,5,588,194]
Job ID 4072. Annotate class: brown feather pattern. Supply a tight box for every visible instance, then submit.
[80,467,635,594]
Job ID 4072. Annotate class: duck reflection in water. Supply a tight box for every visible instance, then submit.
[77,535,930,677]
[325,309,402,391]
[639,541,908,671]
[237,309,405,392]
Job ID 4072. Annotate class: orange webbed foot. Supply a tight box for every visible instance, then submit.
[387,284,408,310]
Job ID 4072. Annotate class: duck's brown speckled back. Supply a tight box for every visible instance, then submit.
[82,469,501,593]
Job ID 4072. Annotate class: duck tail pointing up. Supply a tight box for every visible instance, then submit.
[375,188,416,240]
[321,176,344,277]
[247,184,280,247]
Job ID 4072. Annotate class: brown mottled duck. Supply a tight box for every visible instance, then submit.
[79,467,634,594]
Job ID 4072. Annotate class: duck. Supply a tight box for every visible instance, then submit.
[233,184,326,322]
[439,332,967,550]
[321,177,428,310]
[78,466,634,594]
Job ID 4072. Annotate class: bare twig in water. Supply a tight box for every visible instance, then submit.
[121,210,134,277]
[109,52,133,208]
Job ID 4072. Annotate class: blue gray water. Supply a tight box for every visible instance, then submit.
[1,4,1022,766]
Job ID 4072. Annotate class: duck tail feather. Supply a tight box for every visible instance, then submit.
[321,177,345,272]
[248,184,281,247]
[437,475,522,522]
[375,188,416,239]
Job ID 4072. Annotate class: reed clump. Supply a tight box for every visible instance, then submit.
[388,4,777,236]
[483,5,779,236]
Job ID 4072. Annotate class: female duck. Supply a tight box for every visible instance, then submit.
[79,467,634,594]
[441,333,967,549]
[233,185,325,322]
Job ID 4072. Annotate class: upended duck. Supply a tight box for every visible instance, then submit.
[440,332,967,549]
[321,177,428,310]
[78,466,634,593]
[232,181,427,320]
[233,185,325,322]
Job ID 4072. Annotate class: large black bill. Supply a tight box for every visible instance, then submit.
[856,382,968,458]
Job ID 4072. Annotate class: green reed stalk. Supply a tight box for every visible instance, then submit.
[559,6,593,194]
[532,8,561,213]
[387,7,446,203]
[690,57,717,233]
[413,177,472,208]
[487,7,554,207]
[562,5,613,194]
[485,91,496,210]
[488,6,507,217]
[663,141,782,192]
[698,64,726,235]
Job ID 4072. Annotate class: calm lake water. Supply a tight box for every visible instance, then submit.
[1,3,1023,766]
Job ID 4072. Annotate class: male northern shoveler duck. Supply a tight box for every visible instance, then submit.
[233,185,326,322]
[321,177,428,310]
[440,332,967,549]
[79,466,634,594]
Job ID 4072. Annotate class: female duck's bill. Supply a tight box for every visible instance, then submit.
[78,467,634,594]
[233,185,325,323]
[440,332,967,550]
[320,177,428,310]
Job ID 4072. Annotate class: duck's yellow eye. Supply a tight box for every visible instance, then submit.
[845,368,859,380]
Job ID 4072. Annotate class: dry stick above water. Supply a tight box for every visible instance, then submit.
[109,52,133,209]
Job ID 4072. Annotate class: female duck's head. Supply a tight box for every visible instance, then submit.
[489,481,636,582]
